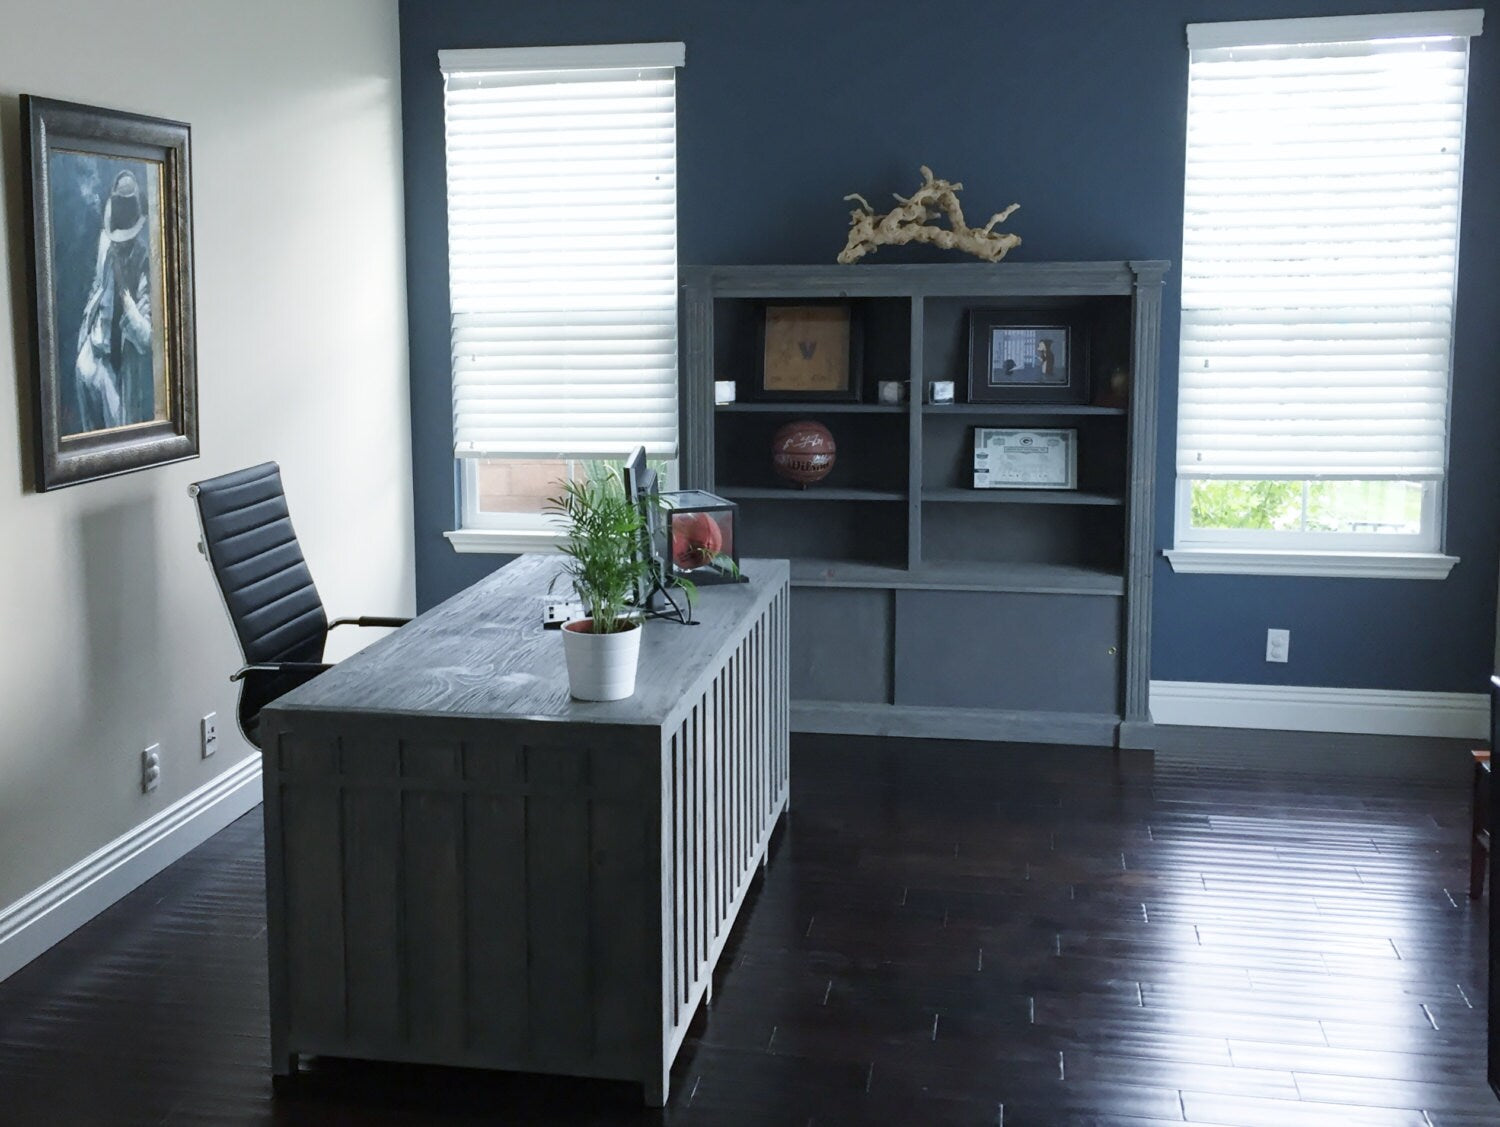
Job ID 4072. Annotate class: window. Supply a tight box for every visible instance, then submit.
[1168,11,1482,578]
[439,43,685,552]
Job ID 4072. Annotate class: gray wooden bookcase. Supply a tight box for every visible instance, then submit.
[681,262,1167,749]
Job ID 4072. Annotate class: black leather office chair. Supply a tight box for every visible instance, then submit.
[189,462,410,749]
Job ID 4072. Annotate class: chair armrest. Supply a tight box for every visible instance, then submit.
[328,616,412,630]
[231,662,333,682]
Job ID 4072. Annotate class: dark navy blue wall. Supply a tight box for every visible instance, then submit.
[399,0,1500,692]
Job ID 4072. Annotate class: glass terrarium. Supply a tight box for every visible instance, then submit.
[657,490,742,586]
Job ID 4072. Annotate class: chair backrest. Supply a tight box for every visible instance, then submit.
[189,462,329,668]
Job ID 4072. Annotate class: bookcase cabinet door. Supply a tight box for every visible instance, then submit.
[893,590,1120,715]
[789,588,892,704]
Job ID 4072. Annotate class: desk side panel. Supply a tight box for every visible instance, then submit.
[261,713,659,1083]
[657,576,791,1090]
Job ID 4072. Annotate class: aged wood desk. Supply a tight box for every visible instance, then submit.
[259,555,790,1106]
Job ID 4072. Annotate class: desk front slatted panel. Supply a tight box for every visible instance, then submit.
[661,586,789,1077]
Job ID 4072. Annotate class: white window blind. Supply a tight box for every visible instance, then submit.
[1176,11,1482,481]
[441,42,685,460]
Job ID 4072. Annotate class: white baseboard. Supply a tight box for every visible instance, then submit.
[1150,680,1488,740]
[0,754,263,984]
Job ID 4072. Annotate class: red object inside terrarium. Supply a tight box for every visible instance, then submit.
[670,510,730,571]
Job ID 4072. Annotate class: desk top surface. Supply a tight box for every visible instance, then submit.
[264,555,788,728]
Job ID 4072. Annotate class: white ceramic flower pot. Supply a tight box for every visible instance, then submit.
[561,618,643,701]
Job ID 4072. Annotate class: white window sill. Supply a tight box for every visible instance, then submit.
[444,528,563,555]
[1164,547,1458,579]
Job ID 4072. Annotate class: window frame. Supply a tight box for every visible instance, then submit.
[1167,10,1481,579]
[446,458,564,553]
[1174,478,1444,553]
[439,42,685,551]
[446,456,681,555]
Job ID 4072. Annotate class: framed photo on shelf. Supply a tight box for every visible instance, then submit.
[966,310,1089,405]
[973,427,1078,490]
[753,302,861,401]
[21,95,198,491]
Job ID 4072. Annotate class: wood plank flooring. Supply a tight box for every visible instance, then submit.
[0,735,1492,1125]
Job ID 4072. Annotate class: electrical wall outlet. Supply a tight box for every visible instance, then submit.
[542,601,584,629]
[1266,628,1290,663]
[141,744,161,794]
[201,712,218,758]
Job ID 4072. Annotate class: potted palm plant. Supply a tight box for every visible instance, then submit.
[548,475,659,701]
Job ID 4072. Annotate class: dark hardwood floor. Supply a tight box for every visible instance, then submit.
[0,735,1492,1125]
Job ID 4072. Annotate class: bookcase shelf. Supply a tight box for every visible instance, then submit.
[922,488,1123,507]
[716,403,906,415]
[789,558,1124,596]
[922,403,1127,417]
[682,262,1166,748]
[721,487,906,503]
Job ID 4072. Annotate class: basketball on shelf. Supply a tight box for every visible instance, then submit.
[771,420,836,486]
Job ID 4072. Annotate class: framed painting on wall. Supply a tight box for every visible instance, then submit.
[21,96,198,491]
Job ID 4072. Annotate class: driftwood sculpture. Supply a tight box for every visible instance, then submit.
[838,166,1021,265]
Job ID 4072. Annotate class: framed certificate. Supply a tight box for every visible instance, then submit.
[973,427,1077,490]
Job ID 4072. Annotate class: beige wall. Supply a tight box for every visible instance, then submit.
[0,1,412,906]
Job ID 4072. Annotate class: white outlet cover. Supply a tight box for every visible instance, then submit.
[1266,628,1290,663]
[201,712,219,758]
[141,744,161,793]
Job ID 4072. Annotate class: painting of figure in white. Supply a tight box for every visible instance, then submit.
[48,154,168,436]
[23,94,197,491]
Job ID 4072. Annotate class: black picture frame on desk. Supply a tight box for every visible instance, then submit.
[967,310,1089,405]
[751,301,863,402]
